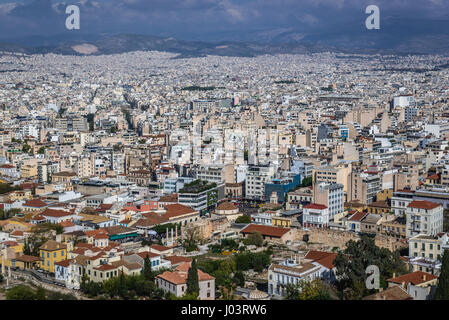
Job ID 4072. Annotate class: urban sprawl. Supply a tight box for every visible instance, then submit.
[0,51,449,300]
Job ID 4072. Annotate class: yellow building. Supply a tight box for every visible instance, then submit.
[377,189,393,201]
[39,240,67,273]
[272,217,291,228]
[21,164,38,178]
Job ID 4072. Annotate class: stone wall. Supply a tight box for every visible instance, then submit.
[292,227,407,252]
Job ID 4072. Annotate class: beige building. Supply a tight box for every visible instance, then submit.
[156,261,215,300]
[313,163,352,194]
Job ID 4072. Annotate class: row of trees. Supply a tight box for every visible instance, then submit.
[6,285,77,300]
[0,182,22,195]
[80,256,168,299]
[0,208,21,220]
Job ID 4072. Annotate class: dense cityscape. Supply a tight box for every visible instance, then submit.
[0,49,449,301]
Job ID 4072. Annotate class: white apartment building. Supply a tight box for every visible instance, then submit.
[406,200,443,238]
[302,203,329,228]
[313,182,343,220]
[268,258,322,297]
[245,165,275,200]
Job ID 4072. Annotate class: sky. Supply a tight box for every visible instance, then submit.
[0,0,448,42]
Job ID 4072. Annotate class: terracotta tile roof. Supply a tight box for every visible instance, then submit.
[368,201,390,208]
[104,225,136,235]
[40,240,67,251]
[15,255,41,263]
[157,261,214,285]
[305,250,337,269]
[10,230,24,236]
[407,200,441,210]
[159,194,178,203]
[164,203,197,218]
[150,244,171,252]
[363,285,413,300]
[23,199,47,208]
[304,203,328,210]
[164,255,192,266]
[240,224,290,238]
[55,259,72,267]
[95,264,118,271]
[60,220,75,228]
[1,240,19,246]
[140,212,169,224]
[387,271,438,286]
[136,251,159,259]
[216,202,238,211]
[41,208,74,218]
[348,211,368,222]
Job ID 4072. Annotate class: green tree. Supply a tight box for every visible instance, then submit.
[186,259,200,295]
[235,215,251,224]
[300,177,312,188]
[37,146,46,154]
[6,285,37,300]
[435,249,449,300]
[246,232,263,247]
[143,255,153,281]
[232,271,245,287]
[35,286,47,300]
[284,279,332,300]
[22,143,31,153]
[334,236,407,300]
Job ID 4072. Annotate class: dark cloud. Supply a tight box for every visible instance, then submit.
[0,0,448,42]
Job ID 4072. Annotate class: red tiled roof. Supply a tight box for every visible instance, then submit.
[164,203,197,218]
[348,211,368,222]
[164,255,192,266]
[55,259,72,267]
[41,208,74,218]
[16,255,40,263]
[304,203,328,210]
[136,251,159,259]
[305,250,337,269]
[23,199,47,208]
[240,224,290,238]
[95,264,117,271]
[387,271,438,286]
[407,200,441,210]
[150,244,171,252]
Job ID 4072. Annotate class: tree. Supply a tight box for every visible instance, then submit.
[22,143,32,153]
[284,279,332,300]
[435,249,449,300]
[334,236,407,300]
[235,215,251,224]
[37,146,46,154]
[186,259,200,295]
[246,232,263,247]
[23,238,32,255]
[6,285,38,300]
[232,271,245,287]
[183,226,201,252]
[300,177,312,187]
[143,255,153,281]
